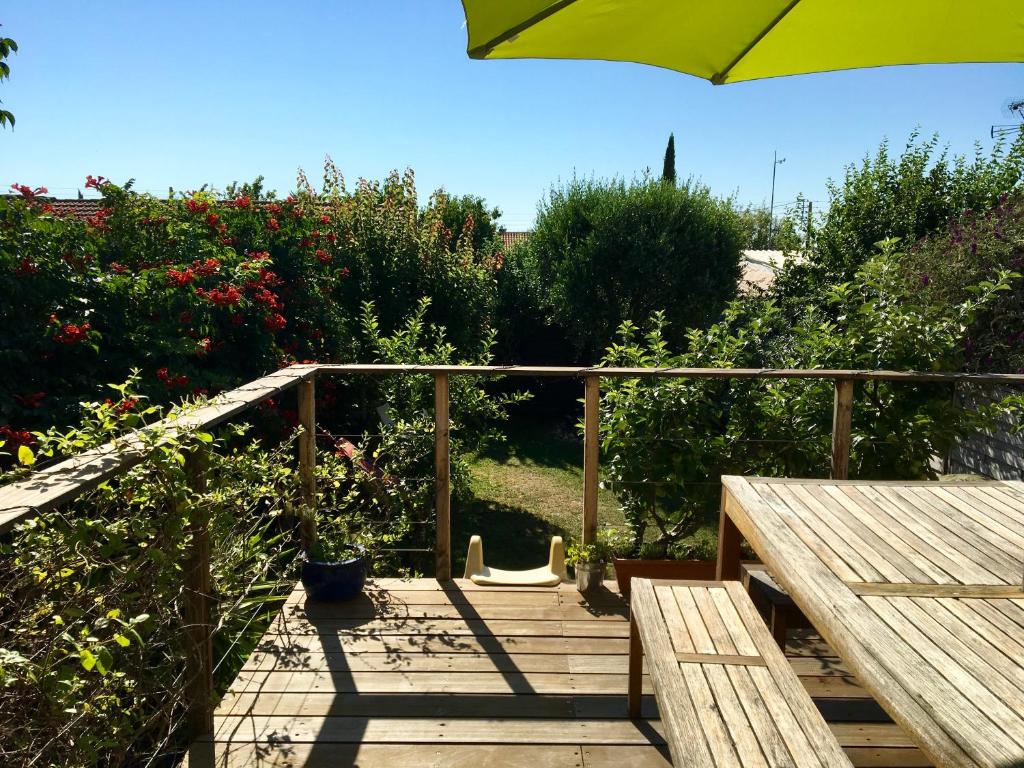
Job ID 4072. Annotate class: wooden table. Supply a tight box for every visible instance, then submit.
[717,477,1024,768]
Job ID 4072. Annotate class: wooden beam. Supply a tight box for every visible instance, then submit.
[0,364,317,535]
[715,488,742,581]
[582,375,600,545]
[434,373,451,582]
[183,449,214,738]
[297,376,317,551]
[831,379,854,480]
[314,363,1024,385]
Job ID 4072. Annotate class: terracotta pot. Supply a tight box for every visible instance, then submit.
[612,558,717,597]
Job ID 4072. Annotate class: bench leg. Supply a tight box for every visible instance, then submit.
[716,508,742,580]
[628,613,643,719]
[770,604,788,650]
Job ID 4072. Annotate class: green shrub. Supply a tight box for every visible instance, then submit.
[0,379,302,766]
[899,192,1024,372]
[600,245,1016,555]
[0,167,500,442]
[775,131,1024,303]
[517,177,744,363]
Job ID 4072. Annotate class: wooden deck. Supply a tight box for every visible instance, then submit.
[188,578,929,768]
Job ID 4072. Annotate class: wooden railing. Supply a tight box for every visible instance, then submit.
[2,362,1023,737]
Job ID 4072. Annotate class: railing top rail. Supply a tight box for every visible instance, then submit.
[0,365,317,535]
[316,363,1024,385]
[2,361,1021,536]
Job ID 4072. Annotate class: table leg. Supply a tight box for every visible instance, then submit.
[716,508,742,580]
[628,613,643,718]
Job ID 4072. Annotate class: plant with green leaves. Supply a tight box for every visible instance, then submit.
[599,243,1017,556]
[509,175,743,363]
[0,374,304,766]
[0,28,16,129]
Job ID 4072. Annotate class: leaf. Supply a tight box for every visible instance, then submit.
[112,633,130,648]
[17,445,35,466]
[79,648,96,672]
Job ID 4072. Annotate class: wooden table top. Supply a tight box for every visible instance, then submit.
[721,477,1024,768]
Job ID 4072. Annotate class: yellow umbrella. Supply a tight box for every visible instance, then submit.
[461,0,1024,84]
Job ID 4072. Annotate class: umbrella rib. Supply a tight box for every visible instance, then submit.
[468,0,583,59]
[711,0,803,85]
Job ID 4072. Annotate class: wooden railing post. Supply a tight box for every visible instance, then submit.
[297,376,317,550]
[583,375,600,545]
[434,373,451,581]
[831,378,854,480]
[182,449,213,738]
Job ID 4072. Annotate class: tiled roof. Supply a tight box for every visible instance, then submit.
[47,199,105,217]
[501,231,531,249]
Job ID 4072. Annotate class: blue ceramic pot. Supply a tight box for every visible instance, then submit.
[300,545,367,601]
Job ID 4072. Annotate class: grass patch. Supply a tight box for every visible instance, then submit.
[452,428,624,573]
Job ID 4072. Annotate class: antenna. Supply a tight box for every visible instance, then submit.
[992,98,1024,139]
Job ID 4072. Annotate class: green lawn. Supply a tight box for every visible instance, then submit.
[451,428,624,573]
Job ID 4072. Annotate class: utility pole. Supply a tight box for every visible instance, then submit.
[768,150,786,243]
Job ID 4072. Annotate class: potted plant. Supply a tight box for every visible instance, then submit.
[299,511,369,602]
[609,531,717,597]
[565,536,613,592]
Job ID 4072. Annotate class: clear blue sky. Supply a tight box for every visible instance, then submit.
[2,2,1020,230]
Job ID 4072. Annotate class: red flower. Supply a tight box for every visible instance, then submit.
[110,262,128,274]
[266,217,280,232]
[104,397,138,415]
[86,207,113,230]
[15,391,46,409]
[195,283,242,306]
[84,175,107,190]
[10,183,47,199]
[320,214,330,225]
[16,258,39,275]
[339,266,350,279]
[156,367,189,388]
[194,257,220,277]
[179,311,194,324]
[248,250,270,261]
[0,425,35,447]
[263,313,287,331]
[232,194,252,209]
[186,198,210,214]
[315,249,331,264]
[325,232,338,244]
[167,267,196,287]
[197,337,213,356]
[53,322,91,345]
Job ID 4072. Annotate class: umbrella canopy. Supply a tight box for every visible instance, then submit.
[461,0,1024,84]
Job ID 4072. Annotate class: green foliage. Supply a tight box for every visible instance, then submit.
[898,192,1024,372]
[0,376,302,765]
[599,245,1016,555]
[518,177,744,362]
[311,300,529,567]
[0,165,500,441]
[0,28,16,129]
[777,131,1024,300]
[735,203,804,251]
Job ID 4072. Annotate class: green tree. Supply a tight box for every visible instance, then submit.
[661,133,676,184]
[523,177,743,362]
[0,27,17,129]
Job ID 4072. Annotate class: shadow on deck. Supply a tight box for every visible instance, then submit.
[187,579,928,768]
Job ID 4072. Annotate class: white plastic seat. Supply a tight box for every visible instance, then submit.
[463,534,566,586]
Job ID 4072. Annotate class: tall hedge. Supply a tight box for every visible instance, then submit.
[0,169,500,437]
[508,178,743,363]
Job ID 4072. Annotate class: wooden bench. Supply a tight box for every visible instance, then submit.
[628,578,854,767]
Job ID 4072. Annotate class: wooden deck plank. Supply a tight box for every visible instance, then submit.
[206,577,929,768]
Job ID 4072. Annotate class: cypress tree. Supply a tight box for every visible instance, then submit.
[662,133,676,184]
